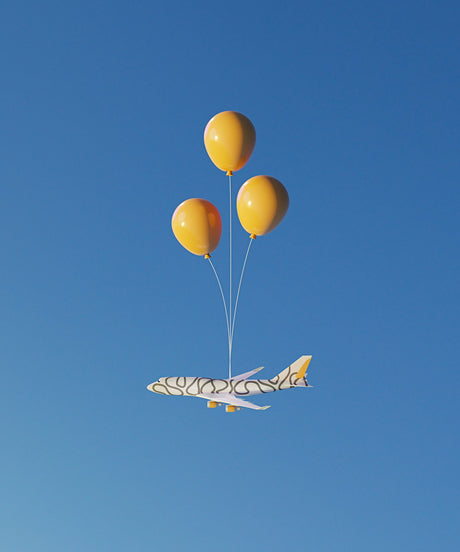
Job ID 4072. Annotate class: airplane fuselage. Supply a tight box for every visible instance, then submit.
[150,372,306,398]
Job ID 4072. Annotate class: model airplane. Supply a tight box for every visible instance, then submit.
[147,355,312,411]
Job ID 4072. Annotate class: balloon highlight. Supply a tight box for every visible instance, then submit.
[172,199,222,257]
[236,175,289,236]
[204,111,256,174]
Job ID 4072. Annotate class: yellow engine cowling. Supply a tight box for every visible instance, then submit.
[225,405,237,412]
[207,401,217,408]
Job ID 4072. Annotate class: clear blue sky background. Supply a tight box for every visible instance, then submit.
[1,1,459,550]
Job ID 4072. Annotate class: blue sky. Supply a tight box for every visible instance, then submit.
[1,1,459,550]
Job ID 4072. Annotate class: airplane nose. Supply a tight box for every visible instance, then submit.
[147,382,166,394]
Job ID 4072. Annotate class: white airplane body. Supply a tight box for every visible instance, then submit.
[147,355,312,411]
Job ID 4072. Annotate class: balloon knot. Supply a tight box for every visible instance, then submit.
[204,253,211,259]
[250,233,257,240]
[226,170,233,176]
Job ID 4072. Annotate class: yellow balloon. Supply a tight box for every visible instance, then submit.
[172,199,222,257]
[204,111,256,174]
[236,176,289,236]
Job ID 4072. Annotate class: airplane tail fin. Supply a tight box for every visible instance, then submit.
[271,355,312,390]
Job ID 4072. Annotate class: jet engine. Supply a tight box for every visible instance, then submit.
[225,405,241,413]
[207,401,217,408]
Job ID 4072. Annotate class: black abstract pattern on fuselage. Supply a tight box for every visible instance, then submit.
[151,370,304,397]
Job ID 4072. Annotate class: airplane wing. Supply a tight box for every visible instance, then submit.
[200,393,270,411]
[231,366,264,381]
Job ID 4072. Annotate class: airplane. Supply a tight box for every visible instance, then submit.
[147,355,312,411]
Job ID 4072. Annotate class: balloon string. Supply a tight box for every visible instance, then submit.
[228,172,232,379]
[230,236,253,347]
[207,257,231,353]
